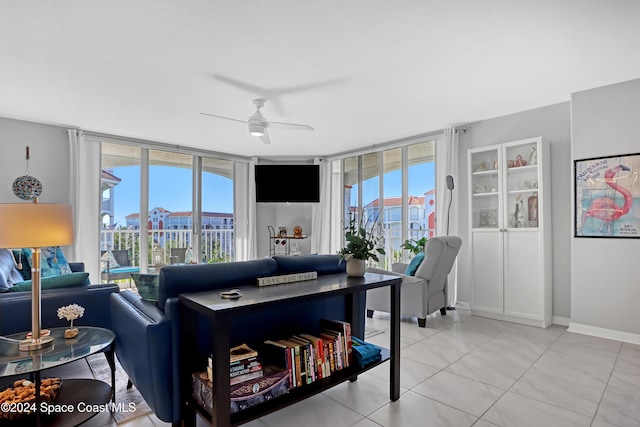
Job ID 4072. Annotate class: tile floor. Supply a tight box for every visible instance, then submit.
[57,309,640,426]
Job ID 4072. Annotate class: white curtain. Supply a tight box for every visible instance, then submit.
[234,158,257,260]
[436,127,460,307]
[68,130,101,283]
[311,158,332,254]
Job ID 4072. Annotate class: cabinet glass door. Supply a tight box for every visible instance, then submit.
[470,148,500,229]
[503,141,540,229]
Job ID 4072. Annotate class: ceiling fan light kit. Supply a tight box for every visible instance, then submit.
[201,98,313,144]
[249,124,265,136]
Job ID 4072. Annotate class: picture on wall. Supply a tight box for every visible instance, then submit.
[575,152,640,238]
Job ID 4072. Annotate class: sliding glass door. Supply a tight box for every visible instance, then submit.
[342,139,436,268]
[100,142,235,280]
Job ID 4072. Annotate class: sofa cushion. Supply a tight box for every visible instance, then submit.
[273,254,346,275]
[9,272,90,292]
[0,249,24,292]
[404,252,425,276]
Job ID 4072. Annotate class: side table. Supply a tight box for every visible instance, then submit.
[0,327,115,426]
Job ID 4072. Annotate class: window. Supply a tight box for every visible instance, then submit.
[341,139,436,267]
[100,142,235,276]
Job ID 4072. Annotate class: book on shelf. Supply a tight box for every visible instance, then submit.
[277,339,303,387]
[262,340,294,389]
[207,344,263,383]
[320,329,343,371]
[299,333,326,379]
[320,318,352,367]
[230,362,263,379]
[290,335,316,383]
[230,368,264,385]
[230,343,259,363]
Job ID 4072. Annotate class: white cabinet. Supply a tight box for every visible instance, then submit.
[468,137,552,328]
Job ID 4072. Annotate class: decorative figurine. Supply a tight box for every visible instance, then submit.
[529,145,538,165]
[57,304,85,338]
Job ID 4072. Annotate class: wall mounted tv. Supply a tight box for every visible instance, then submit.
[255,164,320,203]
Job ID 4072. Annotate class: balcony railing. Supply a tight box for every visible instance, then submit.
[100,228,235,265]
[378,227,434,270]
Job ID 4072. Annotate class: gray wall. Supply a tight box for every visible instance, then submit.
[457,102,572,320]
[0,117,70,204]
[571,78,640,335]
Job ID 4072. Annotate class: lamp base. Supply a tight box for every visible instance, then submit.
[19,335,54,351]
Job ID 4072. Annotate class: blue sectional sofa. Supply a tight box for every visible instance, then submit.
[0,262,120,336]
[110,255,366,424]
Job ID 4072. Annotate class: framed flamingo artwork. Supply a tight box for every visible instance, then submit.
[575,153,640,238]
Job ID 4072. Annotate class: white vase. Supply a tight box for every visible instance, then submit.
[346,258,366,277]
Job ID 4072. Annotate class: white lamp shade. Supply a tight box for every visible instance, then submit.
[0,203,74,248]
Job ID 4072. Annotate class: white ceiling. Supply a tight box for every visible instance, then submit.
[1,1,640,159]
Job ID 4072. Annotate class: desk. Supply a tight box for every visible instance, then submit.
[0,327,115,426]
[179,272,401,427]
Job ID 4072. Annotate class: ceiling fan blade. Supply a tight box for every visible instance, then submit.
[200,112,249,124]
[266,121,314,131]
[259,129,271,144]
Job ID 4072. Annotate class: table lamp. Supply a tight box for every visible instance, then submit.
[0,200,74,351]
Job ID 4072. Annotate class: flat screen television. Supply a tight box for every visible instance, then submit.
[255,164,320,203]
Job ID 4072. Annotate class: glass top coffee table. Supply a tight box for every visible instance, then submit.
[0,327,115,426]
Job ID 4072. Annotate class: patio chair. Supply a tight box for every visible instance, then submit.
[101,249,140,283]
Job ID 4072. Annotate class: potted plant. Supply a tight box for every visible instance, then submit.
[401,233,428,256]
[338,214,385,277]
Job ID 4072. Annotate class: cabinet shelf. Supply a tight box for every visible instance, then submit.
[473,192,499,197]
[507,189,538,194]
[472,169,499,176]
[506,164,537,173]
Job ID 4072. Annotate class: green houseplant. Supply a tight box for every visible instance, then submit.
[401,235,428,256]
[338,214,385,277]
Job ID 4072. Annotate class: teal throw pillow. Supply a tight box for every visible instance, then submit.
[40,246,72,277]
[404,252,425,276]
[9,272,90,292]
[21,248,54,278]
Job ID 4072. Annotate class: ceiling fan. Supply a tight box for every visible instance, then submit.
[200,99,314,144]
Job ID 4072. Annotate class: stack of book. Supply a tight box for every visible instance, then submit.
[208,343,264,385]
[261,318,353,389]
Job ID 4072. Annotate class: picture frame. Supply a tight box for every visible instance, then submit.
[574,152,640,238]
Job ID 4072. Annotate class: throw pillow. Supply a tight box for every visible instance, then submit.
[404,252,425,276]
[101,250,121,272]
[184,247,193,264]
[21,248,54,278]
[40,246,73,277]
[11,249,32,280]
[0,249,25,292]
[9,272,90,292]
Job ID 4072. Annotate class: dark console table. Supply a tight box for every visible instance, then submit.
[179,272,401,427]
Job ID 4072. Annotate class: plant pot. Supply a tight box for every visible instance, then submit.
[346,258,366,277]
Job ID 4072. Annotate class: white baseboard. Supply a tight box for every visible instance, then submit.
[568,322,640,345]
[455,301,470,310]
[552,316,570,327]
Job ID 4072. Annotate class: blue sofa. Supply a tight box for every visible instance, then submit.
[0,263,120,336]
[110,255,367,424]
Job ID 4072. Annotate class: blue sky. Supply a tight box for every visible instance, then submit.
[110,166,234,226]
[110,162,434,226]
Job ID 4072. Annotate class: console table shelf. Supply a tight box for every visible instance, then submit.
[179,272,401,427]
